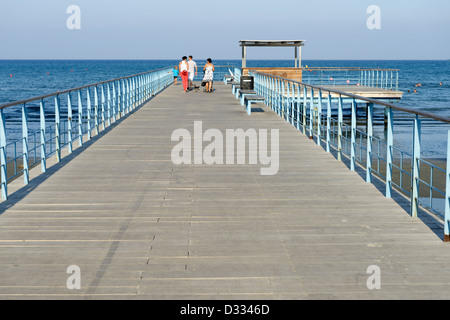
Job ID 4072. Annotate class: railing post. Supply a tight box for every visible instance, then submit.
[309,87,314,140]
[265,76,269,104]
[142,75,147,99]
[285,81,290,123]
[274,78,279,115]
[130,78,134,109]
[152,73,156,96]
[22,104,29,185]
[396,72,399,91]
[146,74,150,99]
[117,80,122,119]
[385,71,389,89]
[55,95,61,162]
[40,99,47,173]
[326,93,331,153]
[137,76,141,104]
[296,85,301,131]
[77,91,83,147]
[445,130,450,242]
[274,78,278,115]
[141,75,144,102]
[271,77,275,111]
[366,103,374,183]
[390,71,393,90]
[158,71,161,92]
[107,83,111,126]
[256,73,260,99]
[278,79,283,116]
[350,98,356,171]
[290,82,295,126]
[126,79,131,114]
[386,107,394,198]
[411,115,421,217]
[94,86,99,135]
[67,94,73,154]
[133,76,137,107]
[262,74,266,99]
[133,77,137,108]
[317,90,323,146]
[101,84,106,130]
[112,82,117,123]
[134,75,138,105]
[337,94,343,161]
[122,80,126,116]
[152,72,158,96]
[281,80,285,119]
[303,86,307,135]
[86,88,92,140]
[0,109,7,200]
[140,75,144,103]
[148,72,155,98]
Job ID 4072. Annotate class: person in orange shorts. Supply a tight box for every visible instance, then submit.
[179,56,189,92]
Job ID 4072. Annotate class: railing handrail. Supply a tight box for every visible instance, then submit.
[0,65,238,110]
[248,69,450,124]
[301,67,400,71]
[0,66,173,110]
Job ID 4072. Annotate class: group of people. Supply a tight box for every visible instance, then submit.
[407,82,444,93]
[172,56,215,93]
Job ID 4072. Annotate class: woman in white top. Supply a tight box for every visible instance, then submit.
[202,58,215,93]
[179,56,189,92]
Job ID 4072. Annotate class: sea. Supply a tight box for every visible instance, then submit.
[0,59,449,158]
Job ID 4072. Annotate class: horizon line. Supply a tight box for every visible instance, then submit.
[0,58,449,61]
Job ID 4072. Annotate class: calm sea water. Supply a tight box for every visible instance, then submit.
[0,59,449,157]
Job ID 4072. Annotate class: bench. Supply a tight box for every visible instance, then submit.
[244,95,265,115]
[223,75,234,85]
[231,82,241,95]
[238,89,257,105]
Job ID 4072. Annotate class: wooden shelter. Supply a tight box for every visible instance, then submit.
[239,40,305,82]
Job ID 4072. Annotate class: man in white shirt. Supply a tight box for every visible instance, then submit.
[188,56,198,89]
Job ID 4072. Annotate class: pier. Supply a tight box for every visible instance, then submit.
[0,66,450,299]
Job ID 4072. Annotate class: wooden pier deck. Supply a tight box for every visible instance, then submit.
[0,82,449,300]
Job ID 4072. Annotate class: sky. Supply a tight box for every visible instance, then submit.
[0,0,449,60]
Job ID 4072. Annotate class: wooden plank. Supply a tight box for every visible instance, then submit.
[239,90,257,94]
[244,95,265,101]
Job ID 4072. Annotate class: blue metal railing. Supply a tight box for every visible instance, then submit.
[242,68,450,241]
[0,67,173,200]
[301,67,400,91]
